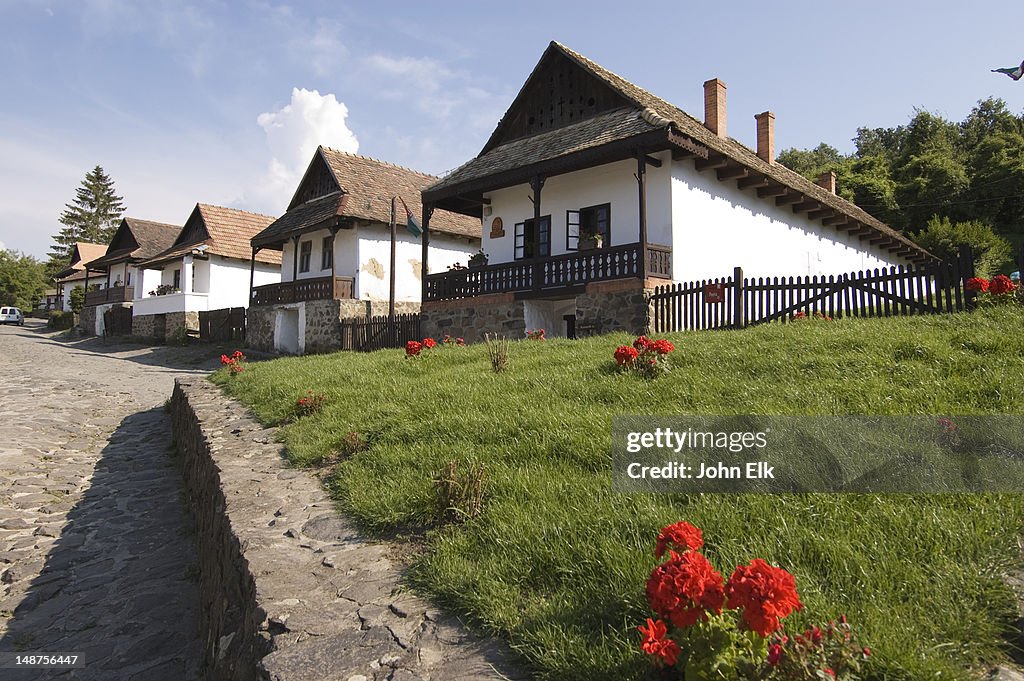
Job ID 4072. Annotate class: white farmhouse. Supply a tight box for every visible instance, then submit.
[420,42,933,340]
[132,204,281,342]
[81,217,180,336]
[247,147,480,354]
[53,242,106,312]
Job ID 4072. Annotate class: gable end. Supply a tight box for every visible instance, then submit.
[482,46,635,153]
[288,151,342,210]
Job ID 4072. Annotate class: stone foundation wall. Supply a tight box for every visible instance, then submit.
[165,311,199,342]
[169,378,522,681]
[78,306,97,336]
[246,305,274,352]
[246,300,423,354]
[575,280,655,337]
[421,293,525,344]
[302,299,342,354]
[132,313,157,340]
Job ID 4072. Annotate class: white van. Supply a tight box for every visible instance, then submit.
[0,307,25,326]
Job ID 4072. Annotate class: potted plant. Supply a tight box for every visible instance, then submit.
[468,250,489,269]
[579,230,604,250]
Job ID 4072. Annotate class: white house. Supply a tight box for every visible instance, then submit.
[420,42,934,340]
[53,242,106,312]
[82,217,180,336]
[247,147,480,354]
[132,203,281,342]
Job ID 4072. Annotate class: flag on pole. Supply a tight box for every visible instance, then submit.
[992,60,1024,80]
[398,197,423,237]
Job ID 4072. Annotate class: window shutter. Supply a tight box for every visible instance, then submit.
[566,210,580,251]
[539,216,551,257]
[514,222,526,260]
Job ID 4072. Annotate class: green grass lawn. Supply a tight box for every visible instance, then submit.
[214,307,1024,680]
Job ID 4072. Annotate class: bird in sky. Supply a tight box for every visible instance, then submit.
[992,60,1024,80]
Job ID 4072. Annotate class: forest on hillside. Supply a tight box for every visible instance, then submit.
[777,97,1024,274]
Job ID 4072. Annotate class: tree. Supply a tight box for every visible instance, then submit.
[47,165,125,275]
[912,216,1011,278]
[0,250,48,310]
[69,286,86,314]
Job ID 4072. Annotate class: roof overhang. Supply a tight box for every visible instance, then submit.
[424,128,673,215]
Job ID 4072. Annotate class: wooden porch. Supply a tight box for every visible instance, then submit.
[84,286,134,307]
[251,275,355,306]
[424,243,671,301]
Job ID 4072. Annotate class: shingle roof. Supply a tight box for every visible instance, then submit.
[252,148,481,247]
[137,204,281,268]
[53,242,107,279]
[89,218,181,267]
[426,41,929,260]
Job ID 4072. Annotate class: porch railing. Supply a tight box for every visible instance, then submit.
[425,242,671,301]
[251,275,355,306]
[84,286,134,307]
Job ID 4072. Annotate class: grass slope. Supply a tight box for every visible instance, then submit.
[215,308,1024,680]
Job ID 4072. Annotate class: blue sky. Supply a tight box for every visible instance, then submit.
[2,0,1023,260]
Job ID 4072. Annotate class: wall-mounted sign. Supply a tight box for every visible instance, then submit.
[704,282,726,303]
[490,216,505,239]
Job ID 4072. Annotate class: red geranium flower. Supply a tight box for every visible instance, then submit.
[646,550,725,629]
[725,558,802,637]
[966,277,990,293]
[991,274,1018,296]
[651,339,675,355]
[638,618,681,666]
[633,335,654,351]
[423,337,437,349]
[406,340,423,357]
[767,643,783,666]
[655,521,703,558]
[614,345,640,366]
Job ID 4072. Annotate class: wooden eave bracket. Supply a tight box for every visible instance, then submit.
[716,165,748,181]
[695,154,729,172]
[737,174,769,190]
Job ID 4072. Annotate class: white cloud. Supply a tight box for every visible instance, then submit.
[250,88,359,212]
[0,240,6,252]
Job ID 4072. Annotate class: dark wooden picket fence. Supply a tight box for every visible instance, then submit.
[199,307,246,342]
[339,313,420,352]
[652,250,977,333]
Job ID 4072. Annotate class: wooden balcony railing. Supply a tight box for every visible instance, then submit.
[251,275,355,306]
[425,243,672,301]
[84,286,134,307]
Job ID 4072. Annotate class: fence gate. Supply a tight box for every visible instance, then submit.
[652,250,976,334]
[199,307,246,342]
[103,306,133,336]
[340,313,420,352]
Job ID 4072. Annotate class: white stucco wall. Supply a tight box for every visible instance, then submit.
[523,299,577,338]
[61,280,85,311]
[357,226,475,301]
[134,256,279,313]
[669,160,907,281]
[279,224,476,301]
[106,262,129,288]
[481,153,673,264]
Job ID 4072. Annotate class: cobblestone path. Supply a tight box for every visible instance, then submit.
[0,321,216,679]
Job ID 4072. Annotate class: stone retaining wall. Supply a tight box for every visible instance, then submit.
[78,306,97,335]
[170,378,524,681]
[421,293,525,344]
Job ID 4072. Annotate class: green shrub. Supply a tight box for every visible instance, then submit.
[913,216,1011,277]
[47,310,74,330]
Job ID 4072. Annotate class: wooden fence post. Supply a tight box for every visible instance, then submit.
[959,244,976,310]
[732,266,745,329]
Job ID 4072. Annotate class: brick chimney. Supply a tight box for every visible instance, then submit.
[755,111,775,164]
[703,78,726,138]
[816,171,837,194]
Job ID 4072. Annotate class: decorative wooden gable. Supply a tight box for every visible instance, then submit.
[108,220,140,252]
[481,45,634,153]
[287,150,342,210]
[173,206,211,247]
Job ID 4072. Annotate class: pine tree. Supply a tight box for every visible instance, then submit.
[47,166,125,274]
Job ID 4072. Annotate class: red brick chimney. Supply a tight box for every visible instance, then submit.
[755,111,774,164]
[816,171,837,194]
[703,78,726,138]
